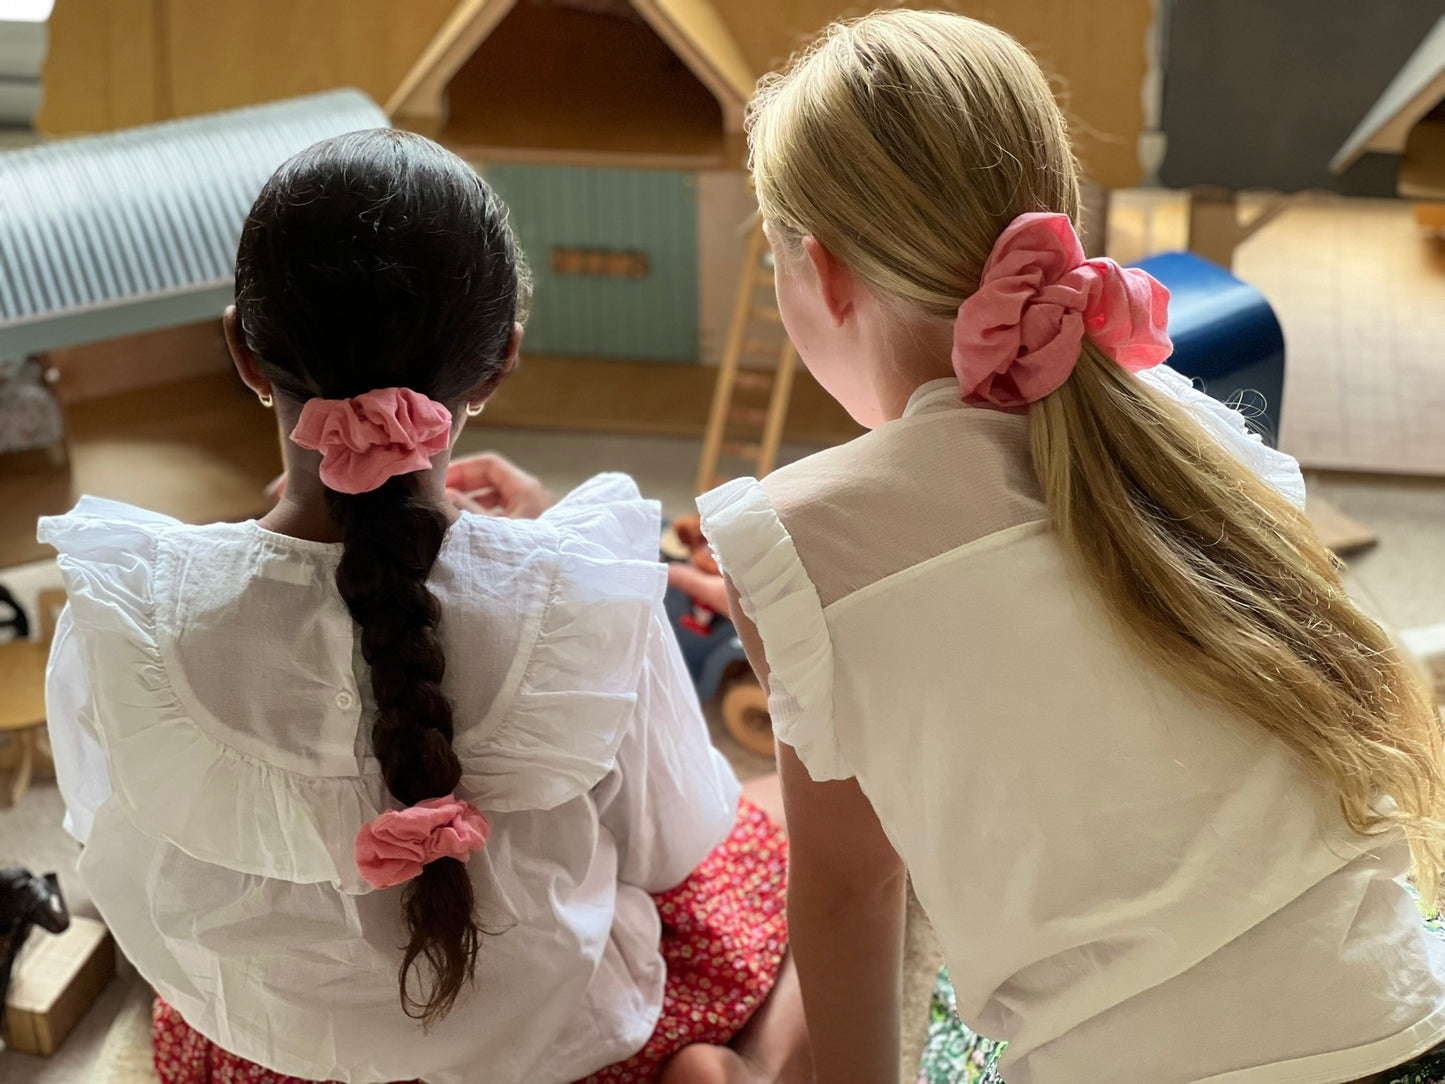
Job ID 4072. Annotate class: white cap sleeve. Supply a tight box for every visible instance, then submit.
[39,498,387,895]
[698,478,849,782]
[1139,365,1307,509]
[458,474,668,810]
[45,606,109,844]
[540,473,664,560]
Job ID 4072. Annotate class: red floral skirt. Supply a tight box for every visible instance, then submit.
[153,798,788,1084]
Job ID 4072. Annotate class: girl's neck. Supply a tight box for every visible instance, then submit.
[867,312,958,424]
[256,442,458,544]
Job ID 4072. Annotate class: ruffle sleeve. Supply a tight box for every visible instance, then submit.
[1140,364,1307,509]
[697,478,849,782]
[38,498,387,895]
[457,474,668,811]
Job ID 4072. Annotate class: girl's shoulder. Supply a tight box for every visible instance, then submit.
[468,472,663,567]
[747,402,1044,609]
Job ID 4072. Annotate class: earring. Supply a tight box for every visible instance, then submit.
[258,393,273,408]
[465,402,484,418]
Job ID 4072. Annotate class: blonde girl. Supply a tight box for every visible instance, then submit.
[699,11,1445,1083]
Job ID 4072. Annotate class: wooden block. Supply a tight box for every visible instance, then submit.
[1305,495,1379,557]
[2,917,115,1056]
[0,640,48,732]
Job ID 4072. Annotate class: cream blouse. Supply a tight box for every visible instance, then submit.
[40,475,741,1084]
[700,368,1445,1084]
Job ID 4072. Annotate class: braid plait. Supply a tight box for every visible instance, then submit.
[328,475,480,1024]
[234,129,529,1023]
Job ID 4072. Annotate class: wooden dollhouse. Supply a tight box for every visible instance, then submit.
[1332,14,1445,229]
[384,0,755,368]
[31,0,1154,441]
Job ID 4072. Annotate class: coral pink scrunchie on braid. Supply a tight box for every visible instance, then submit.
[952,212,1173,409]
[355,796,490,890]
[290,387,453,495]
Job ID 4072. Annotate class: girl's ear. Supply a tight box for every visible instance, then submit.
[802,236,856,328]
[503,321,523,375]
[223,306,274,402]
[463,322,524,414]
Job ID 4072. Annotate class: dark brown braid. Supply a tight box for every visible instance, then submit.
[234,129,527,1023]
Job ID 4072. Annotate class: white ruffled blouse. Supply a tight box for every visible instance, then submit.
[39,474,741,1084]
[700,369,1445,1084]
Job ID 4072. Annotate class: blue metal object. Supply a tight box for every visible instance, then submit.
[663,582,749,704]
[1135,251,1286,446]
[0,90,389,357]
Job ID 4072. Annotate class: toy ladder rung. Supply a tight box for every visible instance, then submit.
[728,405,769,429]
[753,306,784,323]
[720,440,763,460]
[732,370,774,393]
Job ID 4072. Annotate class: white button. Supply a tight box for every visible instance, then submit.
[335,690,355,710]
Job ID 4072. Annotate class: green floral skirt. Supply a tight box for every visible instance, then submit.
[918,898,1445,1084]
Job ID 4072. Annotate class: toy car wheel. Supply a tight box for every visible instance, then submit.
[722,680,774,758]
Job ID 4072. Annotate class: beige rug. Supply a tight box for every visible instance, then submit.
[1235,199,1445,476]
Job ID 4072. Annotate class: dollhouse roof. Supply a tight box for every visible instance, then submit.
[1331,14,1445,179]
[0,90,388,358]
[387,0,1150,185]
[387,0,754,168]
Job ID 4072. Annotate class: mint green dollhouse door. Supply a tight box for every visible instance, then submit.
[483,165,699,362]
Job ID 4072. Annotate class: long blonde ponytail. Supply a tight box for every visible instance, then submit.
[750,9,1445,903]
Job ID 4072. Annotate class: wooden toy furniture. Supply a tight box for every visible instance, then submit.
[381,0,1151,429]
[1332,14,1445,228]
[0,589,66,806]
[386,0,754,169]
[33,0,1154,439]
[695,221,798,493]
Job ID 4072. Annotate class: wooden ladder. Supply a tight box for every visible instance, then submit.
[695,221,799,494]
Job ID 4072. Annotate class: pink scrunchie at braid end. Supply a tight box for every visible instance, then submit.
[951,212,1173,409]
[290,387,454,495]
[355,796,490,890]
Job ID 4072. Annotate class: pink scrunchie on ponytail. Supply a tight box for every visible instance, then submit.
[354,796,490,890]
[290,387,453,495]
[951,212,1172,409]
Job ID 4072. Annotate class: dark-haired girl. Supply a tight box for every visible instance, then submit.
[39,130,806,1084]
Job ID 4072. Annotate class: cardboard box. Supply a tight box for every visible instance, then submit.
[2,916,115,1055]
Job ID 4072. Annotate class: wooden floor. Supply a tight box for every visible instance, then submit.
[0,373,282,568]
[486,352,859,441]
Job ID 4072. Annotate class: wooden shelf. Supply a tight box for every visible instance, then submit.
[437,1,727,168]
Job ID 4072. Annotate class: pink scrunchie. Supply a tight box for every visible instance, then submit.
[952,212,1172,408]
[354,795,490,890]
[290,387,453,495]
